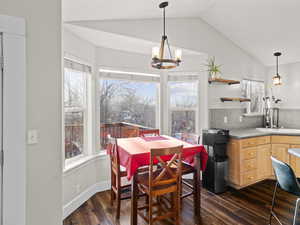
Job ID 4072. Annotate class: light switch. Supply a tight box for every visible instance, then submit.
[224,116,228,124]
[27,129,39,145]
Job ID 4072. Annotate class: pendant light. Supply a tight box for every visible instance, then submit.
[151,2,182,69]
[273,52,282,85]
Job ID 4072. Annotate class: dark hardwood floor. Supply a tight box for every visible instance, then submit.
[63,180,300,225]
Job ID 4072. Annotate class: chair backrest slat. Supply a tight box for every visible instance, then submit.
[149,145,183,188]
[107,135,121,175]
[271,156,300,196]
[139,129,160,137]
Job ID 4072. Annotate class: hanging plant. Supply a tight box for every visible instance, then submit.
[205,57,222,79]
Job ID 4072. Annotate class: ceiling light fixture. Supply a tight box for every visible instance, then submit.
[151,2,182,69]
[273,52,282,85]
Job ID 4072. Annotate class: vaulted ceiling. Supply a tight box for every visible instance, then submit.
[63,0,300,66]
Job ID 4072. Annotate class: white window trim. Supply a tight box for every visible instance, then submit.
[63,58,93,167]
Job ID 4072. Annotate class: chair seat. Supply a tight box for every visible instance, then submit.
[182,162,196,174]
[137,169,178,195]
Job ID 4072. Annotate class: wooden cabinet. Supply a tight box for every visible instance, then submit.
[227,136,271,189]
[271,144,289,163]
[228,135,300,189]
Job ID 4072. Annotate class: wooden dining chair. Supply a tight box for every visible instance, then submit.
[139,129,160,137]
[107,135,131,219]
[136,145,183,225]
[176,133,201,217]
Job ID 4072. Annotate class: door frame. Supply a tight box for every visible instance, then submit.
[0,15,26,225]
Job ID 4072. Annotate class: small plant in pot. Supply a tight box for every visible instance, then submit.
[205,57,222,80]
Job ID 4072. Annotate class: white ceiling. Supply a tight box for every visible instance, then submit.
[62,0,216,21]
[63,0,300,65]
[65,24,204,56]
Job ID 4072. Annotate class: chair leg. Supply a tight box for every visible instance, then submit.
[110,173,116,206]
[269,182,278,225]
[149,195,153,225]
[116,192,121,219]
[193,170,200,223]
[176,190,181,225]
[293,198,300,225]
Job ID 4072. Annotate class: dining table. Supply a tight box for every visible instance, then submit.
[116,135,208,225]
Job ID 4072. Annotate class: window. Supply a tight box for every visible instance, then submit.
[241,79,265,115]
[168,81,198,137]
[64,59,90,160]
[99,73,159,149]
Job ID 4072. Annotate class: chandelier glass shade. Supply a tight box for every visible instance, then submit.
[272,52,282,85]
[151,2,182,69]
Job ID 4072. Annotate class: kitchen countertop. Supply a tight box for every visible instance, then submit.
[230,128,300,139]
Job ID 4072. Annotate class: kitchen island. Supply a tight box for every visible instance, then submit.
[228,128,300,189]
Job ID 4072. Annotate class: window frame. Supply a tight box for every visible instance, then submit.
[241,79,265,116]
[167,79,200,136]
[63,58,92,166]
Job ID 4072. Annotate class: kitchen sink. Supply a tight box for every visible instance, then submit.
[256,128,300,134]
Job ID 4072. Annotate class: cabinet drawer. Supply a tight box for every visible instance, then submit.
[242,147,257,160]
[242,170,257,185]
[242,159,257,172]
[256,136,271,145]
[241,136,270,148]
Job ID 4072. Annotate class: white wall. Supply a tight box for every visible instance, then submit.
[267,62,300,109]
[63,29,112,218]
[1,1,62,225]
[73,18,267,109]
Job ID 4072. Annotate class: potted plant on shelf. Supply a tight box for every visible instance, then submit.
[205,57,222,80]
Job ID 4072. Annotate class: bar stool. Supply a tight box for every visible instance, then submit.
[270,156,300,225]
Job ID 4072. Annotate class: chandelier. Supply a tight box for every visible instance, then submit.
[272,52,282,85]
[151,2,182,69]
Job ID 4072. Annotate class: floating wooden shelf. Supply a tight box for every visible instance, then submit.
[220,97,251,102]
[208,78,240,85]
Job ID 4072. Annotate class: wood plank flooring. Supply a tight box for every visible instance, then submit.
[63,180,300,225]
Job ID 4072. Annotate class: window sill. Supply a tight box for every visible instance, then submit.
[243,113,264,117]
[63,151,108,175]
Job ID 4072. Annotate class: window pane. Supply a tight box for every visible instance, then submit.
[171,110,195,135]
[241,80,265,114]
[169,81,197,136]
[64,68,86,159]
[169,82,197,108]
[99,79,158,149]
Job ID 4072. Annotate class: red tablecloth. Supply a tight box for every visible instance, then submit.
[108,135,208,180]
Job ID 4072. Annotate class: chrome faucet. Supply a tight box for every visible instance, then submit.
[263,91,281,128]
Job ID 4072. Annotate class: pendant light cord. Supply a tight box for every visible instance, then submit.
[276,55,278,75]
[163,8,166,37]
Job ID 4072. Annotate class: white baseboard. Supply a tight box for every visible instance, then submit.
[63,180,111,219]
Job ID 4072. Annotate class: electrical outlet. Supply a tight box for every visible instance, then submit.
[27,129,39,144]
[224,116,228,124]
[239,116,243,122]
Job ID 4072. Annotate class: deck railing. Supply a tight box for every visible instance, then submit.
[100,122,159,149]
[65,122,159,154]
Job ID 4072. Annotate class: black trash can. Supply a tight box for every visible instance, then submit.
[202,128,229,194]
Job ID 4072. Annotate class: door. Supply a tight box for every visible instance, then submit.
[257,144,272,179]
[271,144,290,175]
